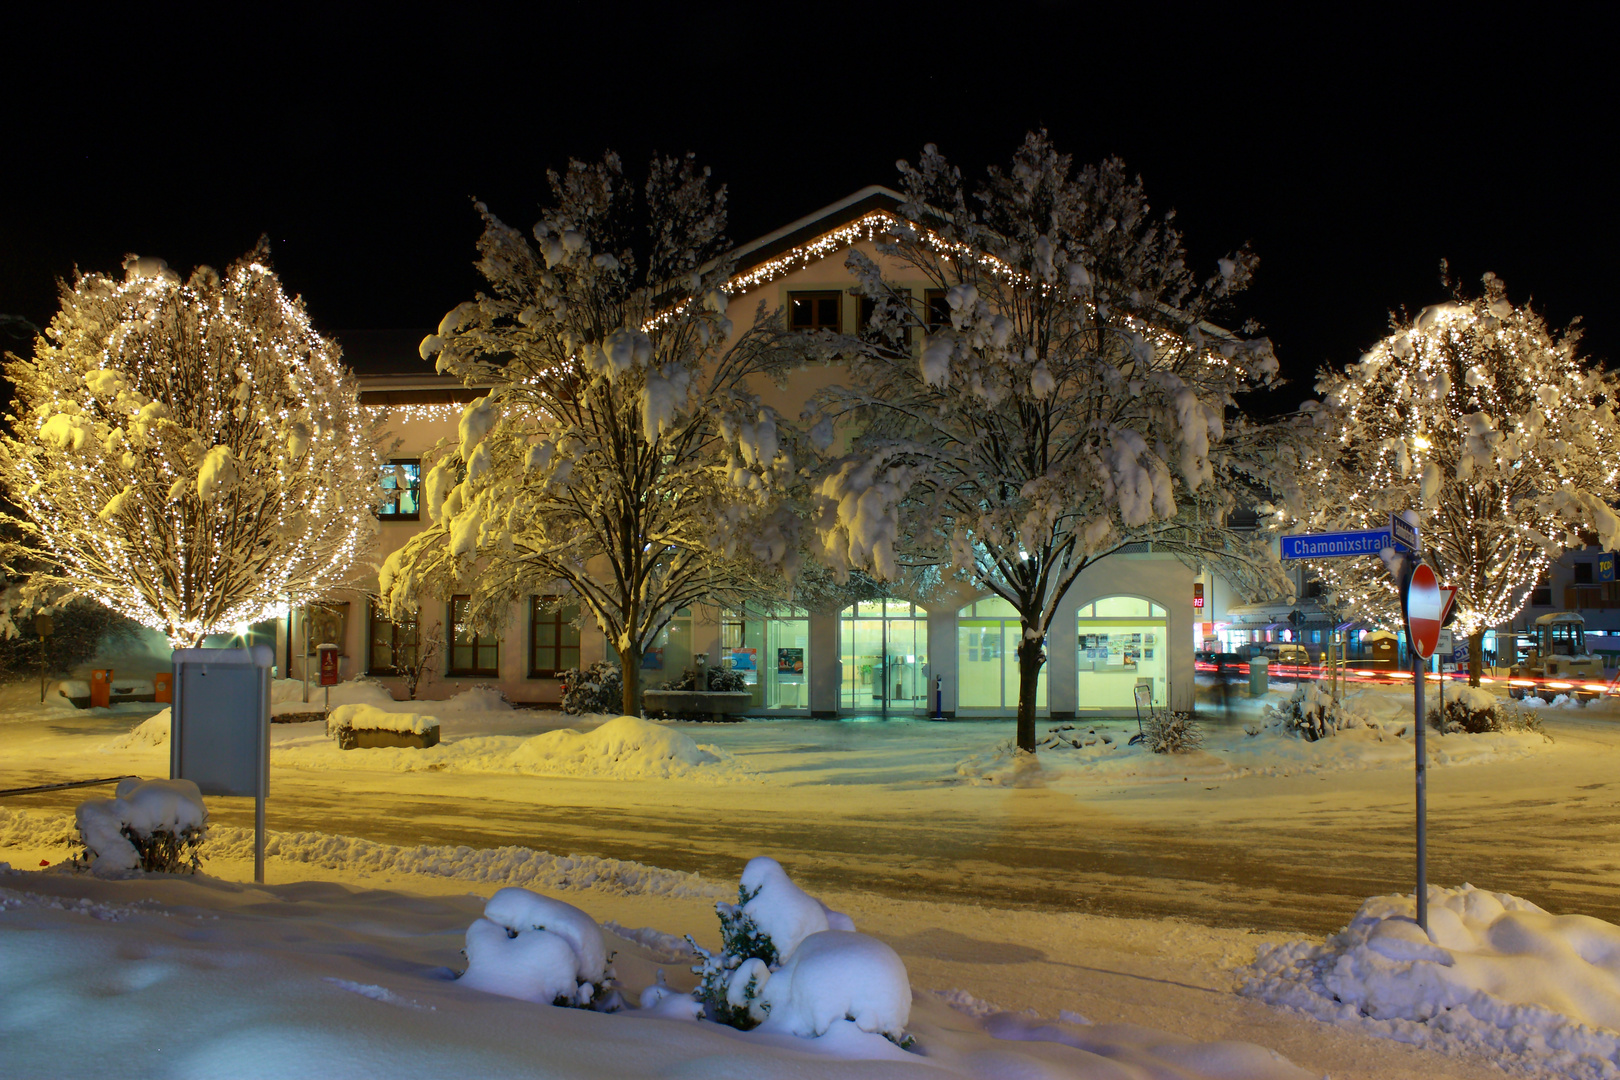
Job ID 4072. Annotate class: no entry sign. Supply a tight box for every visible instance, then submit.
[1405,564,1443,659]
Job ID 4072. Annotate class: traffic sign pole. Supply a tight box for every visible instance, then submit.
[1403,558,1442,935]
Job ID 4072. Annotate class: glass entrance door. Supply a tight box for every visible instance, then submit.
[840,601,929,713]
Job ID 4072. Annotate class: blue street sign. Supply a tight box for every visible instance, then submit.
[1280,528,1394,560]
[1600,552,1616,583]
[1390,513,1419,553]
[1452,642,1469,664]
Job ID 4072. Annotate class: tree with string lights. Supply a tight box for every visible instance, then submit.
[1284,272,1620,685]
[389,153,811,715]
[0,246,383,645]
[811,132,1296,752]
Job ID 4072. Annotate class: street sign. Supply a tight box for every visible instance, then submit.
[1281,528,1394,560]
[318,644,341,687]
[1452,641,1469,664]
[1405,564,1442,659]
[1436,629,1453,656]
[1438,586,1458,627]
[1390,512,1419,553]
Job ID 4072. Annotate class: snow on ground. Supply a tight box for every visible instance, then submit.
[1244,883,1620,1079]
[958,682,1556,787]
[0,858,1325,1080]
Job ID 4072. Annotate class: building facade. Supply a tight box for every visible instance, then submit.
[277,188,1205,717]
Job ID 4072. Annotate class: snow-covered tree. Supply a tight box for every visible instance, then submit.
[388,154,808,714]
[1287,272,1620,684]
[815,133,1293,751]
[0,247,383,645]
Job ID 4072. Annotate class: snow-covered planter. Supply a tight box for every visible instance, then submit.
[325,703,440,749]
[1142,710,1203,754]
[74,777,206,874]
[459,887,616,1009]
[687,857,910,1044]
[561,662,623,716]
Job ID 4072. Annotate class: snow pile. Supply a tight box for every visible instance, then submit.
[757,929,911,1041]
[508,715,721,780]
[74,778,206,874]
[101,708,171,750]
[691,856,907,1042]
[460,887,609,1007]
[1244,883,1620,1078]
[326,704,439,737]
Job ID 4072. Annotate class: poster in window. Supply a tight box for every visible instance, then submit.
[777,647,804,675]
[730,648,757,672]
[641,647,663,670]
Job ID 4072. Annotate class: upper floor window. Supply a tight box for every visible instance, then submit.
[924,288,951,333]
[379,459,421,520]
[449,595,499,677]
[1574,562,1595,585]
[530,597,581,678]
[790,291,841,333]
[859,291,913,352]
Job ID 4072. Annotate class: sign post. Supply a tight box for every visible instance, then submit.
[1404,560,1442,933]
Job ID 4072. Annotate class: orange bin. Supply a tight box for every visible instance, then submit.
[90,669,112,708]
[154,672,173,704]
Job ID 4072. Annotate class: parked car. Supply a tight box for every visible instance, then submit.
[1265,643,1310,665]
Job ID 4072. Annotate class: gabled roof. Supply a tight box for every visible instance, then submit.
[728,185,903,282]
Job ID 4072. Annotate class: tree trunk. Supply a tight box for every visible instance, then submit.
[1468,629,1485,687]
[1015,632,1045,753]
[618,645,642,716]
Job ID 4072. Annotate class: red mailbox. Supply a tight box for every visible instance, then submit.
[317,644,341,687]
[90,669,112,708]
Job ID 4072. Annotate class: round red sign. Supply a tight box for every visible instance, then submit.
[1405,563,1442,659]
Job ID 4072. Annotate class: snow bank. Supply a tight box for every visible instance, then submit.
[508,715,721,780]
[326,704,439,737]
[757,929,911,1040]
[461,887,608,1006]
[74,778,206,873]
[101,708,170,750]
[1244,883,1620,1078]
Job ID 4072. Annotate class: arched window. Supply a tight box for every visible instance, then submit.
[1078,595,1167,711]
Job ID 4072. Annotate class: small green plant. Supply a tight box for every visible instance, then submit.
[687,882,777,1029]
[561,662,624,715]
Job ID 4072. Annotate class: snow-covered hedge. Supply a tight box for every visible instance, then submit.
[689,856,911,1044]
[561,662,623,715]
[1262,683,1371,741]
[459,887,614,1009]
[1429,686,1547,737]
[1142,710,1203,754]
[74,777,206,874]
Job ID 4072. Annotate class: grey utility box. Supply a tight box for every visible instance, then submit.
[170,645,272,798]
[1249,655,1270,696]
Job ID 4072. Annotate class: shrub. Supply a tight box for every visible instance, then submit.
[561,662,623,715]
[75,778,207,874]
[1430,689,1550,739]
[662,666,749,692]
[1142,710,1203,754]
[0,595,141,679]
[1263,683,1358,741]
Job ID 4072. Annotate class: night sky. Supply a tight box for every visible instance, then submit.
[4,6,1610,414]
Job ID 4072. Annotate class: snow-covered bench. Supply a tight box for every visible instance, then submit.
[326,703,440,750]
[57,678,157,708]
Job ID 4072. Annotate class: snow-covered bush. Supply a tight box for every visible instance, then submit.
[661,666,748,693]
[1264,683,1360,741]
[1430,687,1547,738]
[687,856,909,1043]
[1142,710,1203,754]
[561,662,623,715]
[74,778,206,874]
[0,591,139,677]
[459,887,616,1009]
[0,246,383,645]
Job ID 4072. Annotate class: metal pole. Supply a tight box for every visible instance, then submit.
[256,664,267,885]
[1414,640,1428,933]
[39,633,46,703]
[301,607,310,704]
